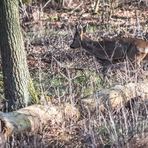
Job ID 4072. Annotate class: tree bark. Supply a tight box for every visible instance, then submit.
[0,0,37,111]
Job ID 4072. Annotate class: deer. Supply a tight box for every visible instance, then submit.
[70,25,148,66]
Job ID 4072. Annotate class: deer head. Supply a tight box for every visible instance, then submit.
[70,24,87,49]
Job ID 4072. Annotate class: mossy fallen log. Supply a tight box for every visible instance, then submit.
[0,103,80,139]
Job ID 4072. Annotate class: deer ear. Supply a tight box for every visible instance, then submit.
[83,25,87,33]
[75,24,78,31]
[75,23,82,33]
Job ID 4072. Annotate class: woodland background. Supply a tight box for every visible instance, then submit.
[0,0,148,147]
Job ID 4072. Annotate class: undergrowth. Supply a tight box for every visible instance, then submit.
[1,0,148,147]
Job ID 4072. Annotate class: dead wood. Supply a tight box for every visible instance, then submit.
[0,103,80,140]
[81,81,148,112]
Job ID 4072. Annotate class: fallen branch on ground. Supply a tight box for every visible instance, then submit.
[81,81,148,112]
[0,103,80,140]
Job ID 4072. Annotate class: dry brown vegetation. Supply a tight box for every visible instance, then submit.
[0,0,148,147]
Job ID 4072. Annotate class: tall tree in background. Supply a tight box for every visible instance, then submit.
[0,0,37,111]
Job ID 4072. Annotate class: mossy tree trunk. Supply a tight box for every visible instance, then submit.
[0,0,38,111]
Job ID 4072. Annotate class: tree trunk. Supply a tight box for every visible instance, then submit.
[0,0,37,111]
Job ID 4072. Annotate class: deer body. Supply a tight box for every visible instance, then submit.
[79,35,132,62]
[70,25,148,65]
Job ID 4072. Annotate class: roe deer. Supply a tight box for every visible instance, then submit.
[70,25,148,66]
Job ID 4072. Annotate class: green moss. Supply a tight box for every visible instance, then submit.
[48,15,59,22]
[21,0,32,5]
[28,79,39,104]
[87,25,98,33]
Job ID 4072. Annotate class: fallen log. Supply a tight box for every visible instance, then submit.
[81,81,148,112]
[0,103,80,140]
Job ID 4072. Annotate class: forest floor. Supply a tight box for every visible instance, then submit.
[4,0,148,147]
